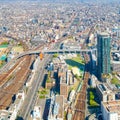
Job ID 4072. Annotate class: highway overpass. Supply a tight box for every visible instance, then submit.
[0,48,119,73]
[15,48,120,59]
[16,49,92,59]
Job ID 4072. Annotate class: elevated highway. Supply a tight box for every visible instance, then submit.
[0,47,118,73]
[15,48,119,59]
[16,49,92,59]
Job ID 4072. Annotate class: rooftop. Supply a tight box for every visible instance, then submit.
[98,32,109,37]
[102,100,120,115]
[98,84,106,92]
[55,95,64,118]
[112,60,120,64]
[0,54,7,61]
[0,45,8,48]
[0,110,12,120]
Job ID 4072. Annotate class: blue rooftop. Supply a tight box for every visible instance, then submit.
[0,54,7,61]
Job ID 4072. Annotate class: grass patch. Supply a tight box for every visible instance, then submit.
[38,89,48,95]
[111,77,120,86]
[1,41,9,45]
[71,57,85,65]
[46,79,51,83]
[68,65,72,70]
[65,56,85,75]
[88,88,99,107]
[68,80,80,96]
[65,59,84,72]
[71,80,80,91]
[46,71,53,83]
[39,95,46,99]
[38,88,48,99]
[53,53,58,58]
[0,61,6,68]
[64,111,67,120]
[74,74,81,81]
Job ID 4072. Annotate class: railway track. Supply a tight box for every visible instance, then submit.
[0,12,78,114]
[72,54,90,120]
[0,55,34,109]
[0,57,27,87]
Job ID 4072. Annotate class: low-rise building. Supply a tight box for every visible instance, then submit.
[96,84,115,102]
[68,90,75,102]
[0,90,24,120]
[58,66,74,99]
[62,41,81,50]
[66,70,74,85]
[101,100,120,120]
[90,75,98,88]
[112,61,120,73]
[31,106,41,120]
[47,95,64,120]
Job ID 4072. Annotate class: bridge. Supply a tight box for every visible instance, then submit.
[0,47,119,73]
[15,48,120,59]
[16,49,92,59]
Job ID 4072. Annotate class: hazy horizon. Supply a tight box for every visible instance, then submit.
[0,0,119,3]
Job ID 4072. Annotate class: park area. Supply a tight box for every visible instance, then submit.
[65,55,85,95]
[88,88,99,107]
[111,75,120,86]
[65,55,85,77]
[12,46,24,53]
[38,88,48,99]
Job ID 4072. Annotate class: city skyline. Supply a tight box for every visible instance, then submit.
[0,0,119,120]
[0,0,119,3]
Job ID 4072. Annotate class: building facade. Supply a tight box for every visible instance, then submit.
[112,61,120,73]
[96,84,115,102]
[101,100,120,120]
[97,33,111,79]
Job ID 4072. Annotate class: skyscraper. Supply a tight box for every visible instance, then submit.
[97,32,111,80]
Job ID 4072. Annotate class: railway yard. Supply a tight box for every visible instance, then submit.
[0,55,35,110]
[0,1,119,120]
[72,54,90,120]
[0,10,77,118]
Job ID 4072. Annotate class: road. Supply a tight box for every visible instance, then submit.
[0,12,78,119]
[18,54,52,120]
[18,37,66,119]
[0,13,74,73]
[14,48,91,58]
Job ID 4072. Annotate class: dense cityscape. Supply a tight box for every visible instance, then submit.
[0,0,120,120]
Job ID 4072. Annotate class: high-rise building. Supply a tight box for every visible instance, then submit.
[97,32,111,79]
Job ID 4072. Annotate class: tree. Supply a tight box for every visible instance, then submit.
[53,53,58,58]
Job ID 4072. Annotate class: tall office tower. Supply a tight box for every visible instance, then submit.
[116,29,120,38]
[97,33,111,80]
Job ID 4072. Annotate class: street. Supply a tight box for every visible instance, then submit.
[18,54,52,120]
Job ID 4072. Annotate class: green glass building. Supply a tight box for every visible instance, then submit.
[97,32,111,79]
